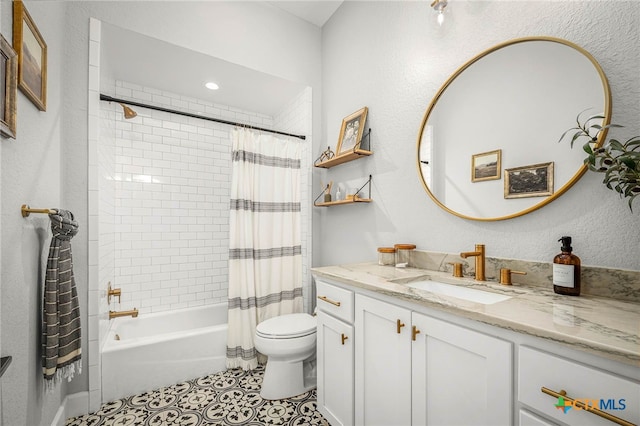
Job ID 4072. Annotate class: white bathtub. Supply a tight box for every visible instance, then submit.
[101,303,228,402]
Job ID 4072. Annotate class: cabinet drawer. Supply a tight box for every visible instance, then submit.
[519,409,558,426]
[316,280,354,323]
[519,346,639,426]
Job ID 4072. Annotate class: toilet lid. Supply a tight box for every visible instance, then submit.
[256,313,316,339]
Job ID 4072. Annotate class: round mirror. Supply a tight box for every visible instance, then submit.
[416,37,611,221]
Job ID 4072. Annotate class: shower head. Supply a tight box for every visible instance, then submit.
[118,103,137,119]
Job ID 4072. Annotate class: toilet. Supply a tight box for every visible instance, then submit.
[254,313,317,400]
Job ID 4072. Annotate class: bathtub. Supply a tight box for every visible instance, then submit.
[101,303,228,402]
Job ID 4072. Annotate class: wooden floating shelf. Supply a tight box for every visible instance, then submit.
[315,197,373,207]
[314,149,373,168]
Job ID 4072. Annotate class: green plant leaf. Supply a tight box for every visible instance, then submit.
[609,140,624,151]
[621,157,637,169]
[628,193,639,212]
[557,127,580,143]
[598,124,624,130]
[561,113,640,212]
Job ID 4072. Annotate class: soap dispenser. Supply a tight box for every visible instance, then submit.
[552,236,581,296]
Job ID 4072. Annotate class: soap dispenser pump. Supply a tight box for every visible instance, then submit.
[552,236,581,296]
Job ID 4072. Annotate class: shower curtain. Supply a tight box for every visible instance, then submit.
[226,128,303,370]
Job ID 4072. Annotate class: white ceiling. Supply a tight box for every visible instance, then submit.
[100,2,343,116]
[268,1,343,27]
[101,24,306,117]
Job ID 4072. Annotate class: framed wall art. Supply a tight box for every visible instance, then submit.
[1,34,17,138]
[13,0,47,111]
[471,149,501,182]
[335,107,368,155]
[504,162,554,199]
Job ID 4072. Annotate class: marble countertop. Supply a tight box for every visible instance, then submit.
[311,262,640,367]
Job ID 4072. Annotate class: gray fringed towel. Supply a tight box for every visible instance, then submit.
[42,209,81,388]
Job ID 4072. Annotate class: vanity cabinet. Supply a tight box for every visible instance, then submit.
[518,346,639,426]
[354,294,512,426]
[316,280,355,426]
[411,312,512,425]
[519,409,558,426]
[314,271,639,426]
[355,294,412,426]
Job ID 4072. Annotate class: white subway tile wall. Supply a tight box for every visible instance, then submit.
[89,17,106,412]
[99,81,312,315]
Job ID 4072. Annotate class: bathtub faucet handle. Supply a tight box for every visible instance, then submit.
[107,282,122,304]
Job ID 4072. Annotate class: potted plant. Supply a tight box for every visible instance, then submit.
[559,111,640,211]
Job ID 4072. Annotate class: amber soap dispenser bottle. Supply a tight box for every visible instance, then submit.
[552,236,581,296]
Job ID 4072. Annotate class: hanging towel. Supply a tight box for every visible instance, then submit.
[42,209,82,389]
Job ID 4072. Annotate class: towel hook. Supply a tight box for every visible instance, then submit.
[21,204,57,217]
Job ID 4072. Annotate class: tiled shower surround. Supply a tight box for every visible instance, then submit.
[89,21,313,411]
[100,82,312,315]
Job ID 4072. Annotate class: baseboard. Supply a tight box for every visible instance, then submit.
[51,392,89,426]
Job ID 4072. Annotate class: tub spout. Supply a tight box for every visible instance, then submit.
[109,308,139,319]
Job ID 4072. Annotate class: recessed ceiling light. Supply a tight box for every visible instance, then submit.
[205,82,219,90]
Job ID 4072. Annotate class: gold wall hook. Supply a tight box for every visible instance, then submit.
[21,204,57,217]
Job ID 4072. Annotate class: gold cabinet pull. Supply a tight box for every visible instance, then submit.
[317,295,341,307]
[412,325,421,341]
[396,319,406,334]
[341,333,348,345]
[541,387,636,426]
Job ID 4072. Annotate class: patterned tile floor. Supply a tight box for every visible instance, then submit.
[66,365,329,425]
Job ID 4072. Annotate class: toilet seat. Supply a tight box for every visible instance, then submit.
[256,313,316,339]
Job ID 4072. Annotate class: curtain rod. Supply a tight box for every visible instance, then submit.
[99,94,306,141]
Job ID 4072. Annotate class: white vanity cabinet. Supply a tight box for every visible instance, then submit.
[518,346,639,426]
[355,294,413,426]
[316,280,355,426]
[314,272,638,426]
[411,312,512,425]
[354,293,512,426]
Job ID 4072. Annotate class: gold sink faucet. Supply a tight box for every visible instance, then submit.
[109,308,139,319]
[460,244,486,281]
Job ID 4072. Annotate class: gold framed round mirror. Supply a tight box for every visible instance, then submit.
[416,36,611,221]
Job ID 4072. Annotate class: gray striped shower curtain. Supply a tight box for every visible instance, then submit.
[226,128,303,370]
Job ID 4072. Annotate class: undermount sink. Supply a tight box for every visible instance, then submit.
[404,280,511,305]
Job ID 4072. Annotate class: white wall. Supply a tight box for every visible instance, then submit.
[319,1,640,271]
[0,2,68,425]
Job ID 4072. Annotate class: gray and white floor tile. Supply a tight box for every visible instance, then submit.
[66,365,329,425]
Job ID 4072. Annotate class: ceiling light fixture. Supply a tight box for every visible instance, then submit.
[205,82,219,90]
[431,0,448,26]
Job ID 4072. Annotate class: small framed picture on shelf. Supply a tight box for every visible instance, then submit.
[1,33,17,138]
[504,162,554,199]
[13,0,47,111]
[471,149,501,182]
[335,107,368,155]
